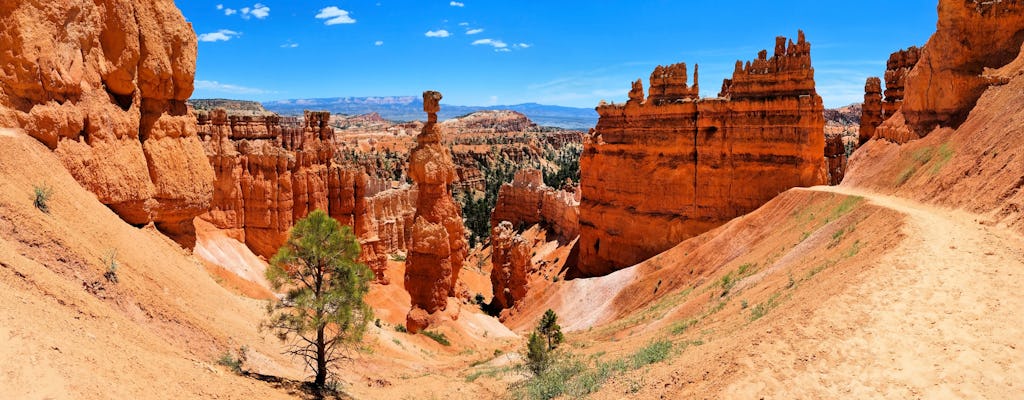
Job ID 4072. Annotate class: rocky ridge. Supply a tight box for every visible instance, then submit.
[577,31,828,277]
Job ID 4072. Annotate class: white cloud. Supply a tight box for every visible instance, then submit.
[249,3,269,19]
[195,80,271,95]
[458,22,469,26]
[374,40,384,46]
[516,43,531,48]
[496,48,511,52]
[240,7,250,15]
[216,4,223,10]
[197,29,240,42]
[316,6,356,25]
[224,8,237,16]
[450,1,465,7]
[280,42,299,48]
[466,28,484,35]
[425,29,451,38]
[472,38,507,48]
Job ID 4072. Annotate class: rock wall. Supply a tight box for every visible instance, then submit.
[197,109,414,282]
[577,31,826,277]
[874,1,1024,143]
[405,91,469,332]
[489,221,531,311]
[0,0,214,245]
[490,169,580,243]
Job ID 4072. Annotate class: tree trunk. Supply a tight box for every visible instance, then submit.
[315,325,327,387]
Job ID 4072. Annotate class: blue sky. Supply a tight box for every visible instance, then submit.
[180,1,938,108]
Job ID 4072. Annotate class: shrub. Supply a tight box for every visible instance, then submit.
[217,346,248,374]
[630,339,672,368]
[33,185,52,213]
[394,324,408,333]
[101,249,119,284]
[422,330,451,346]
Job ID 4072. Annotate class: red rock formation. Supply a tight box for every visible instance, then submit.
[825,134,847,185]
[860,77,883,144]
[197,109,415,283]
[0,0,214,245]
[882,47,920,116]
[577,31,826,277]
[877,1,1024,142]
[648,63,699,103]
[489,221,531,311]
[491,169,580,243]
[405,91,469,332]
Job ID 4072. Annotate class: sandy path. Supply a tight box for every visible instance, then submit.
[726,186,1024,398]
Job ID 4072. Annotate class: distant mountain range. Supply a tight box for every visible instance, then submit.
[261,96,598,130]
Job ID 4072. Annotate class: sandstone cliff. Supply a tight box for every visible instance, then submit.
[577,31,826,277]
[491,169,580,243]
[871,1,1024,143]
[405,91,469,332]
[197,109,415,283]
[0,0,214,245]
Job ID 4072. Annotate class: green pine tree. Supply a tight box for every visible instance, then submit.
[263,209,373,389]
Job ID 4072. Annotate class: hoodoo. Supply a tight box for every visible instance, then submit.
[404,91,470,332]
[577,31,827,277]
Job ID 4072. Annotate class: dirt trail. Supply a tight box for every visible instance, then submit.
[726,185,1024,398]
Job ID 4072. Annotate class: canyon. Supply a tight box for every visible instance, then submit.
[577,31,829,277]
[4,0,1024,398]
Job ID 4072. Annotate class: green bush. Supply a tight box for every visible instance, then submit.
[33,185,52,213]
[422,330,450,346]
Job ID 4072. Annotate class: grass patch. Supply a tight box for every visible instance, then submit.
[394,324,408,333]
[629,339,672,368]
[749,293,781,321]
[390,253,407,261]
[669,318,698,335]
[466,365,513,382]
[421,330,451,346]
[843,240,862,258]
[829,196,864,220]
[512,340,676,399]
[930,143,954,174]
[895,165,917,186]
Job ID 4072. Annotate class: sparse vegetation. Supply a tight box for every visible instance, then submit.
[395,324,408,333]
[670,318,697,335]
[33,184,52,213]
[101,249,119,284]
[217,346,248,374]
[750,293,781,321]
[263,210,373,390]
[390,252,407,261]
[421,330,451,346]
[513,339,675,399]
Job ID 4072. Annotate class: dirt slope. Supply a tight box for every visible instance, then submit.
[0,129,300,399]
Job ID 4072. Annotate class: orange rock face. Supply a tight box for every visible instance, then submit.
[491,169,580,243]
[0,0,214,245]
[197,110,415,282]
[577,31,827,277]
[875,1,1024,142]
[489,221,531,311]
[405,91,469,331]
